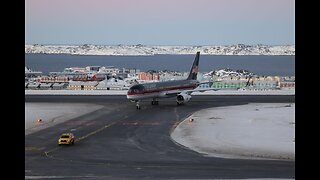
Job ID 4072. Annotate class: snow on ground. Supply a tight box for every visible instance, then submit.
[25,89,295,95]
[25,103,103,135]
[171,103,295,160]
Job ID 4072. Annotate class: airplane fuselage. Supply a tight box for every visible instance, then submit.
[127,79,198,101]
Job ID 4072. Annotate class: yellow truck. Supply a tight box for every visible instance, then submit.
[58,133,75,145]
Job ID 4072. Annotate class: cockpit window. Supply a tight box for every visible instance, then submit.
[128,84,144,93]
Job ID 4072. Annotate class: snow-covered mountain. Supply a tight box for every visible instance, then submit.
[204,68,254,77]
[25,44,295,56]
[25,67,31,73]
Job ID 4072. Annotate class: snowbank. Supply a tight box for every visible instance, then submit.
[171,103,295,160]
[25,103,103,135]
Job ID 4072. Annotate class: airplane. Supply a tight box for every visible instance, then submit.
[127,52,236,109]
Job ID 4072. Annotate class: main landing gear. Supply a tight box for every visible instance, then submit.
[151,99,159,105]
[135,99,158,110]
[177,102,184,106]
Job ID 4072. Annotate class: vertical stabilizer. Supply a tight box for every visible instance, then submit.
[187,52,200,80]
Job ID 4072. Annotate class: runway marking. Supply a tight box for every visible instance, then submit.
[76,122,117,142]
[122,122,160,126]
[44,121,117,157]
[25,147,43,151]
[44,147,61,157]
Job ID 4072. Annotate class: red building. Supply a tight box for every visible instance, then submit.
[280,81,295,89]
[138,72,160,81]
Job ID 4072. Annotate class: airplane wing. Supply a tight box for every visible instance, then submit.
[196,80,222,87]
[163,78,244,96]
[183,87,239,94]
[164,87,239,96]
[163,90,185,96]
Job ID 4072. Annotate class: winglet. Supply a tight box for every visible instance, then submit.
[187,52,200,80]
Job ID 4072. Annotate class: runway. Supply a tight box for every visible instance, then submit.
[25,95,295,179]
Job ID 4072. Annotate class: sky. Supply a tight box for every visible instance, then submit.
[25,0,295,46]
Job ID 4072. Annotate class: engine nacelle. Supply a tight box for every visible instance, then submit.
[176,94,192,104]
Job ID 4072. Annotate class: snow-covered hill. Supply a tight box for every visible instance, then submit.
[25,44,295,56]
[204,68,253,77]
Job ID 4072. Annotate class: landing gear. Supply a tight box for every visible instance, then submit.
[151,99,159,105]
[136,101,141,110]
[177,102,184,106]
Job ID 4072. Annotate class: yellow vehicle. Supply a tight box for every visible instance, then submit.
[58,133,75,145]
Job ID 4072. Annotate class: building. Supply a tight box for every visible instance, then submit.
[52,83,68,90]
[86,66,101,72]
[280,81,295,89]
[159,72,186,81]
[198,83,210,88]
[253,80,278,90]
[96,78,129,90]
[138,72,160,81]
[25,67,42,78]
[38,76,69,83]
[211,80,248,89]
[68,81,98,90]
[279,76,295,89]
[64,67,86,73]
[38,83,53,90]
[27,82,40,90]
[120,68,140,74]
[98,66,120,74]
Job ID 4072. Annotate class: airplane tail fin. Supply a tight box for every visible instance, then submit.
[245,75,253,87]
[187,52,200,80]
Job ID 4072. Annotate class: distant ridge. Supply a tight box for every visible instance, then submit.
[25,44,295,56]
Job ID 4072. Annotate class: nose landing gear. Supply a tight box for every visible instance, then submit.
[136,101,141,109]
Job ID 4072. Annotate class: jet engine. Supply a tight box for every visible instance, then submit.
[176,94,192,104]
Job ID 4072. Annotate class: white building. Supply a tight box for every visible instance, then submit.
[98,66,120,74]
[96,78,129,90]
[52,83,68,90]
[68,81,99,90]
[27,82,40,90]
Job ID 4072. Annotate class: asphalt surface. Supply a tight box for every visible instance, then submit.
[25,95,295,179]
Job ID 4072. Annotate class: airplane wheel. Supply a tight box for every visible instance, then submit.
[151,101,159,105]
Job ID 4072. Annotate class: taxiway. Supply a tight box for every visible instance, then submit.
[25,95,295,179]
